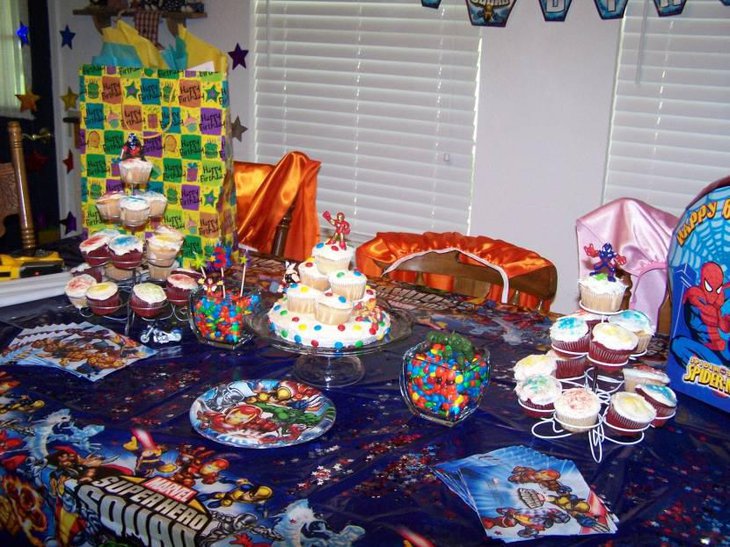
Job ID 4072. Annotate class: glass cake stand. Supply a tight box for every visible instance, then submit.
[246,304,413,389]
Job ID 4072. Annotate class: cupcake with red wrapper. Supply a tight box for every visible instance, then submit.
[65,274,97,309]
[605,391,656,437]
[608,309,655,354]
[80,233,112,267]
[635,384,676,427]
[109,235,144,269]
[130,282,168,319]
[553,387,601,433]
[589,322,638,371]
[546,349,587,380]
[515,374,563,418]
[513,353,557,382]
[85,281,121,315]
[550,315,590,355]
[622,365,670,392]
[70,262,103,282]
[165,273,199,306]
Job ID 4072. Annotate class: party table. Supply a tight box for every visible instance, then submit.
[0,256,727,547]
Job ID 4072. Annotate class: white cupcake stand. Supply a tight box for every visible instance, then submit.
[528,305,675,463]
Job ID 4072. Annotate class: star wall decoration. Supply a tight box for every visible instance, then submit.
[231,115,247,142]
[60,211,77,235]
[62,150,74,174]
[16,22,29,46]
[16,90,41,112]
[60,25,76,49]
[228,43,248,70]
[26,150,49,173]
[61,87,79,111]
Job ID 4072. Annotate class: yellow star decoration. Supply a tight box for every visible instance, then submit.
[16,90,41,112]
[60,87,78,111]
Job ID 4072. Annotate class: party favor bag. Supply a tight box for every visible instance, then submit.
[666,175,730,413]
[78,64,236,267]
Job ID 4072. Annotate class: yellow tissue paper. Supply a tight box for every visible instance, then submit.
[177,25,228,72]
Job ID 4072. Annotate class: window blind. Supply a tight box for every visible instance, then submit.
[604,0,730,216]
[252,0,482,241]
[0,0,31,116]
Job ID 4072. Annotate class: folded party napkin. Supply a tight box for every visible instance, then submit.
[433,445,618,543]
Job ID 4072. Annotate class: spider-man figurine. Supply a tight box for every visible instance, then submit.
[584,243,626,282]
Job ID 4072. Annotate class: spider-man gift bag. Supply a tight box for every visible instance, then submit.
[666,175,730,413]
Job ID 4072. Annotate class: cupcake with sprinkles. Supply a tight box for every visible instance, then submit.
[589,322,638,369]
[635,384,676,427]
[608,309,655,354]
[553,387,601,433]
[108,234,144,270]
[605,391,656,437]
[546,349,587,380]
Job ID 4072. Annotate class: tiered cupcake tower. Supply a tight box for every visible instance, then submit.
[514,242,677,463]
[65,135,200,334]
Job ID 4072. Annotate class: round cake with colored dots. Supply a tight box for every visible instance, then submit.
[267,286,391,349]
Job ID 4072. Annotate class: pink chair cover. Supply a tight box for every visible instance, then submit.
[576,198,679,325]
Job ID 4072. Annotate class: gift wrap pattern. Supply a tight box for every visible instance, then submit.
[78,65,236,267]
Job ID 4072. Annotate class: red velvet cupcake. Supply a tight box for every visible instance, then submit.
[130,282,168,318]
[549,316,590,354]
[604,392,656,437]
[547,349,587,380]
[589,323,638,370]
[109,235,145,270]
[515,374,563,418]
[85,282,121,315]
[79,233,112,267]
[165,273,199,306]
[635,384,677,427]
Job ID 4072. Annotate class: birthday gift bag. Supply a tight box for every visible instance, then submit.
[666,175,730,413]
[78,64,236,267]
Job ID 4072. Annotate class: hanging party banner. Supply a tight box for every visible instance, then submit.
[654,0,687,17]
[466,0,517,27]
[540,0,573,21]
[419,0,727,25]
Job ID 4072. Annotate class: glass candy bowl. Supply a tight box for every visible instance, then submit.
[189,285,261,349]
[400,333,490,426]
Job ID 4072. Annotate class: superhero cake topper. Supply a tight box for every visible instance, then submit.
[584,242,626,282]
[323,211,350,250]
[120,133,145,160]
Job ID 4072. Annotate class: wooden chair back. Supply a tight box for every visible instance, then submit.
[375,249,558,313]
[0,121,36,253]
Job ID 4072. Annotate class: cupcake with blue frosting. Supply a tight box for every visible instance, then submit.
[550,316,590,354]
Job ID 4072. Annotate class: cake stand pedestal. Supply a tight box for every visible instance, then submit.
[246,306,413,389]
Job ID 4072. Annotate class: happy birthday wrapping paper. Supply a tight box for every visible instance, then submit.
[78,65,237,267]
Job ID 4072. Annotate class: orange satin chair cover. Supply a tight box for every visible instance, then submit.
[356,231,555,311]
[234,151,320,261]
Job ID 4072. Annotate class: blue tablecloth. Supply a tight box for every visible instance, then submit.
[0,263,727,546]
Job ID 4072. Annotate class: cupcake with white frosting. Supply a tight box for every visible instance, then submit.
[605,391,656,437]
[80,233,112,267]
[589,323,638,366]
[550,316,590,355]
[315,292,353,325]
[515,374,563,418]
[513,353,557,383]
[120,195,151,228]
[109,235,144,269]
[65,274,97,309]
[86,281,121,315]
[329,269,367,301]
[285,284,322,315]
[298,258,330,291]
[608,309,655,354]
[635,384,676,427]
[312,242,354,274]
[578,273,628,313]
[553,388,601,433]
[95,191,124,221]
[130,282,167,319]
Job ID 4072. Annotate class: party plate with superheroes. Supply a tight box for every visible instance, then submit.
[190,379,336,448]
